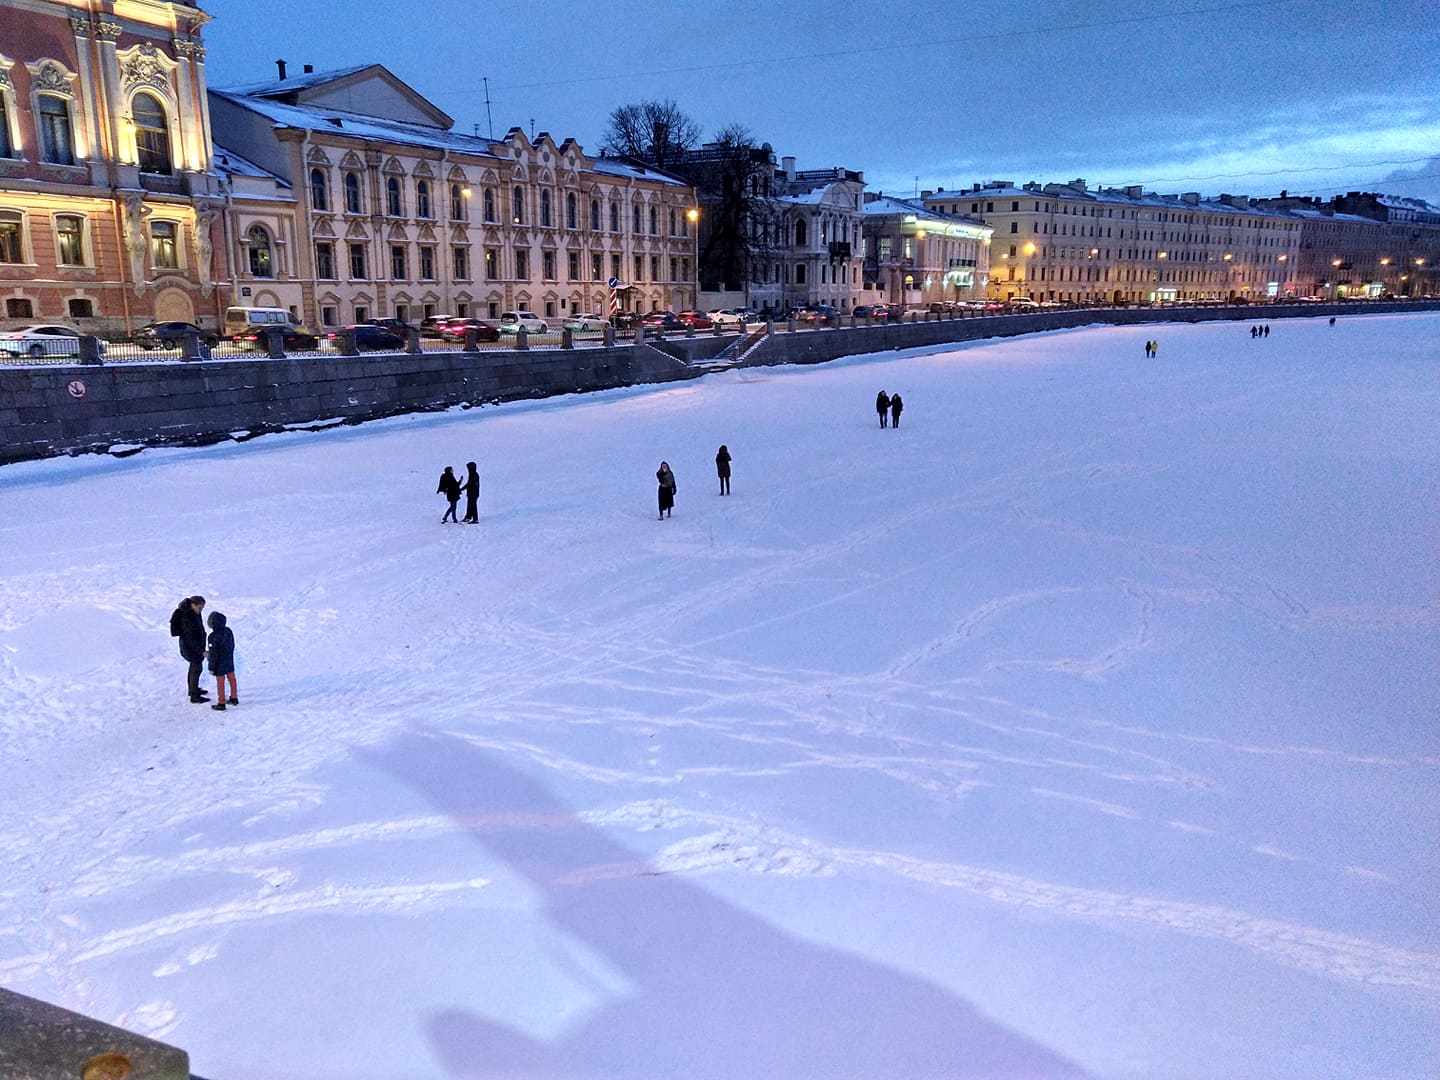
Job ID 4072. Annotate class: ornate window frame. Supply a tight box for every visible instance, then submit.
[27,60,82,166]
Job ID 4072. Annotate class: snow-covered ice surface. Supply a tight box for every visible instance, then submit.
[1,315,1436,1080]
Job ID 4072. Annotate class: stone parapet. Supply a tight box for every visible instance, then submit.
[0,988,189,1080]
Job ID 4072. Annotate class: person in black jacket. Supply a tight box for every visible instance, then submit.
[715,445,731,495]
[170,595,208,703]
[890,392,904,428]
[207,610,238,711]
[461,461,481,523]
[656,461,676,519]
[876,390,890,428]
[437,466,461,523]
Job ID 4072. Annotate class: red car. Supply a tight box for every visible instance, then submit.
[439,318,500,343]
[676,310,714,330]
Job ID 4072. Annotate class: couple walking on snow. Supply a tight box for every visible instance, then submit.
[438,462,481,523]
[876,390,903,428]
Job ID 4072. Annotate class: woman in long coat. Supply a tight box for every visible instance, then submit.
[437,466,461,523]
[461,462,481,523]
[656,461,677,519]
[715,445,731,495]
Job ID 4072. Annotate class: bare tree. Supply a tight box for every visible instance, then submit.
[601,100,701,168]
[695,124,777,293]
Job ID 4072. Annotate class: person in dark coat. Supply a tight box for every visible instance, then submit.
[715,445,731,495]
[890,392,904,428]
[206,610,238,711]
[876,390,890,428]
[461,461,481,523]
[169,595,208,703]
[656,461,676,519]
[437,466,461,523]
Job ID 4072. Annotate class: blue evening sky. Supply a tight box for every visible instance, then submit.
[200,0,1440,205]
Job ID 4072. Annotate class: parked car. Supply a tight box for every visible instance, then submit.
[0,324,104,359]
[134,321,218,350]
[439,318,501,343]
[676,310,714,330]
[640,311,682,331]
[1007,297,1039,310]
[420,315,458,338]
[323,324,406,351]
[562,312,608,332]
[610,311,643,329]
[499,310,547,334]
[233,324,320,352]
[706,309,746,328]
[794,305,838,325]
[733,307,761,322]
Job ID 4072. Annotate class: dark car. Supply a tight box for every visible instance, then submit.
[610,311,642,329]
[367,318,417,338]
[135,321,218,350]
[234,324,320,352]
[676,310,714,330]
[324,324,405,351]
[640,311,682,331]
[439,318,501,343]
[794,305,838,325]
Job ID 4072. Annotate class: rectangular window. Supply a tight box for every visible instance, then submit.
[452,246,468,280]
[611,255,621,282]
[543,250,556,280]
[485,248,498,280]
[38,96,74,166]
[0,213,24,263]
[151,221,178,268]
[321,304,338,327]
[650,255,659,282]
[5,297,34,318]
[568,252,579,281]
[591,253,602,281]
[315,242,335,279]
[349,242,368,279]
[419,245,435,280]
[55,215,84,265]
[516,249,529,281]
[354,305,368,324]
[634,254,643,282]
[390,244,407,280]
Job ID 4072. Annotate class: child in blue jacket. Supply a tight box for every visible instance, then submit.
[207,610,238,711]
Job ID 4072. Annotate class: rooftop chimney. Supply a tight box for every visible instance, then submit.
[275,59,287,80]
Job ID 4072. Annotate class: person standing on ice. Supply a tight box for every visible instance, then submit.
[437,466,461,523]
[890,392,904,428]
[206,610,238,711]
[461,461,481,524]
[876,390,890,428]
[656,461,677,519]
[715,445,731,495]
[170,595,208,703]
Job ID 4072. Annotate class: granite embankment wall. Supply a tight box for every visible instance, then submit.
[2,302,1434,465]
[0,338,726,465]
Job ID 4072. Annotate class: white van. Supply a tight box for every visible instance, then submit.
[224,306,301,339]
[499,310,547,334]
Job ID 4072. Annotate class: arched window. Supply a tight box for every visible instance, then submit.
[669,208,676,235]
[540,190,552,227]
[416,180,431,219]
[38,95,74,166]
[795,218,808,246]
[649,206,657,235]
[0,210,24,263]
[483,187,495,222]
[387,177,403,217]
[132,93,171,174]
[590,199,600,231]
[55,214,85,264]
[566,192,577,229]
[450,183,466,220]
[309,168,328,210]
[247,225,273,278]
[512,186,524,224]
[633,204,641,234]
[609,202,619,233]
[344,172,362,214]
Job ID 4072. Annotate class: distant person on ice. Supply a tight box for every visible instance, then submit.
[715,445,731,495]
[207,610,238,711]
[876,390,890,428]
[461,461,481,524]
[890,392,904,428]
[656,461,677,519]
[437,465,461,523]
[170,595,208,703]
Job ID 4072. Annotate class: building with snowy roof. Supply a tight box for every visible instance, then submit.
[860,194,992,309]
[208,62,700,329]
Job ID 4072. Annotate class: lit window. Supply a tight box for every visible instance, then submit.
[0,211,23,263]
[132,93,171,174]
[55,214,85,265]
[151,220,178,268]
[247,225,273,277]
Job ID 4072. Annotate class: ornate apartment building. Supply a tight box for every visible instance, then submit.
[207,63,699,330]
[860,194,991,308]
[0,0,227,333]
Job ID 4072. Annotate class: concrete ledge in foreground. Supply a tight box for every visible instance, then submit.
[0,987,190,1080]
